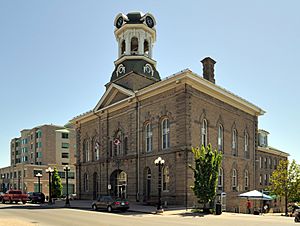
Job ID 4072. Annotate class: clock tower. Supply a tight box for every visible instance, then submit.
[109,12,161,91]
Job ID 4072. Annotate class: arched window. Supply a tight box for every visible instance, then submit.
[218,167,223,190]
[162,166,169,191]
[84,173,88,192]
[218,124,224,152]
[94,139,99,161]
[114,131,123,156]
[201,119,207,147]
[259,174,262,185]
[144,40,149,55]
[121,40,126,55]
[232,129,237,156]
[131,37,138,55]
[232,168,237,191]
[124,137,128,155]
[162,118,170,149]
[83,139,90,162]
[244,170,249,190]
[259,156,262,168]
[145,123,152,152]
[244,132,249,158]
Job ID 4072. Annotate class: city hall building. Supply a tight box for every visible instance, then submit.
[70,12,287,211]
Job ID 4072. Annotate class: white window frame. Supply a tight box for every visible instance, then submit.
[162,166,169,191]
[218,167,223,189]
[244,132,249,158]
[232,129,237,156]
[218,124,224,152]
[201,119,207,147]
[259,156,262,168]
[232,169,237,189]
[145,123,152,152]
[94,140,100,161]
[162,118,170,149]
[244,170,249,190]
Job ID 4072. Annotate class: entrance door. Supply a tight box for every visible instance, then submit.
[146,168,151,201]
[93,172,98,200]
[110,170,127,198]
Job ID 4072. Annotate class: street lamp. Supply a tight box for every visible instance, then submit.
[1,174,5,192]
[64,165,71,207]
[45,167,54,204]
[35,173,42,193]
[154,157,165,213]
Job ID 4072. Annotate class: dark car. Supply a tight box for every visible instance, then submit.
[92,195,129,212]
[27,192,45,203]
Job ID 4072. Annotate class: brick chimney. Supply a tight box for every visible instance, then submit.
[201,57,216,84]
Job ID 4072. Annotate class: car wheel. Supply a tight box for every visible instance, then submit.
[2,199,5,204]
[92,204,98,211]
[107,206,112,212]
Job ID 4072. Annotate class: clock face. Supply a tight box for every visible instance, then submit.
[116,16,123,28]
[145,16,154,28]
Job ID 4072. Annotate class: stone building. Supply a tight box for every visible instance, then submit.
[70,12,287,211]
[0,124,76,197]
[254,129,288,212]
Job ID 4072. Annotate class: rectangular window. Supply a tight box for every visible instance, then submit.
[62,133,69,139]
[68,172,75,179]
[61,153,69,158]
[34,183,43,192]
[259,156,262,168]
[36,152,42,158]
[36,142,42,148]
[58,171,66,178]
[62,143,69,149]
[36,131,42,138]
[259,174,262,185]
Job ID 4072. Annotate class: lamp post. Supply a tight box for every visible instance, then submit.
[154,157,165,213]
[64,165,70,207]
[1,175,5,192]
[45,167,54,204]
[36,173,42,193]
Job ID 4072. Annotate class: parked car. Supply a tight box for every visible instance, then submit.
[0,192,4,202]
[2,190,28,204]
[61,193,77,201]
[27,192,45,203]
[92,195,129,212]
[295,209,300,223]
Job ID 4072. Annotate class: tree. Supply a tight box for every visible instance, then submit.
[269,159,300,216]
[189,144,222,212]
[51,167,62,198]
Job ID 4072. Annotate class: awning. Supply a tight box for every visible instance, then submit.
[238,190,273,200]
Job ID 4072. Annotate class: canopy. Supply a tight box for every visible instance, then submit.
[238,190,273,200]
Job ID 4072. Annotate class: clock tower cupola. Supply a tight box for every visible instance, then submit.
[109,12,160,91]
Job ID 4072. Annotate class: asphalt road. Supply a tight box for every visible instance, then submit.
[0,204,296,226]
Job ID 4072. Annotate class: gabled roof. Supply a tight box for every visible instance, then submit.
[93,83,134,112]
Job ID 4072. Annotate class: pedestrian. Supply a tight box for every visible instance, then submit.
[247,199,251,214]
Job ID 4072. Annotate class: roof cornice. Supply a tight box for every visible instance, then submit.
[257,146,289,157]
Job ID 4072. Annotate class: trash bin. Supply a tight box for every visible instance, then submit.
[216,203,222,215]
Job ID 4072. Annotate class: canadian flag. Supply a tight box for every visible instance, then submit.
[114,138,121,145]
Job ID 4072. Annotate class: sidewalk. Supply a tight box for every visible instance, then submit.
[42,199,189,215]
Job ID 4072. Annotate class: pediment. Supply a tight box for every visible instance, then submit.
[94,83,134,111]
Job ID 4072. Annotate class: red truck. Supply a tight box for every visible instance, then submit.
[1,190,28,204]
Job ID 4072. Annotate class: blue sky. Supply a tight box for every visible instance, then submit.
[0,1,299,167]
